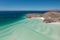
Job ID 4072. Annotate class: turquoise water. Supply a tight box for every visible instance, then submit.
[0,11,60,40]
[0,16,60,40]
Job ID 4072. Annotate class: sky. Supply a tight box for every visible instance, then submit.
[0,0,60,11]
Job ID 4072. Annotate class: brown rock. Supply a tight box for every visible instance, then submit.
[43,10,60,23]
[43,12,60,18]
[43,18,56,23]
[26,13,42,18]
[26,10,60,23]
[26,14,32,18]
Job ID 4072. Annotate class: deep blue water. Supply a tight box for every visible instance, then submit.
[0,11,47,26]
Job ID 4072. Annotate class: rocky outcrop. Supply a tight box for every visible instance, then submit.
[26,13,42,18]
[43,10,60,23]
[43,11,60,18]
[43,18,55,23]
[26,14,32,18]
[26,10,60,23]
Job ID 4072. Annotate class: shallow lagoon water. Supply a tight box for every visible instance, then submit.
[0,16,60,40]
[0,11,60,40]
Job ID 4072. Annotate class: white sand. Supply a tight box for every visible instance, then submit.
[31,17,45,20]
[48,22,60,24]
[27,17,60,24]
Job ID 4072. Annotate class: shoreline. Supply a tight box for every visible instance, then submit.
[27,17,60,24]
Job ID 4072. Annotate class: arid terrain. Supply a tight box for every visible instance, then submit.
[26,10,60,23]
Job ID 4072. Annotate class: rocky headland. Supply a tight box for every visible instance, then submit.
[26,10,60,23]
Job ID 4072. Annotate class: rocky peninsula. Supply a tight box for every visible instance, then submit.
[26,10,60,23]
